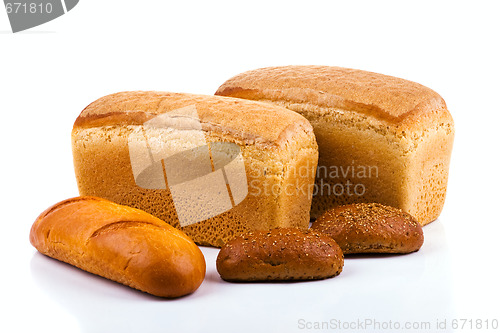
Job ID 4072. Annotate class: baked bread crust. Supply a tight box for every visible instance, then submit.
[30,196,206,298]
[311,203,424,254]
[216,228,344,281]
[75,91,313,147]
[216,66,455,224]
[215,65,451,131]
[72,91,318,247]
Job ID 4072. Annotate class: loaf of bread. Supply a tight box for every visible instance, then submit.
[72,91,318,247]
[216,66,455,225]
[216,228,344,281]
[311,203,424,254]
[30,196,206,298]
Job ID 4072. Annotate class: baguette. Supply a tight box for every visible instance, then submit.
[216,65,454,224]
[30,196,206,298]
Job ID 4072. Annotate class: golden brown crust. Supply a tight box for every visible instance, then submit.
[72,91,318,247]
[311,203,424,254]
[216,66,455,224]
[30,196,206,298]
[74,91,314,147]
[216,228,344,281]
[215,65,451,130]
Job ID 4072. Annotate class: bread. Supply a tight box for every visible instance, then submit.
[215,65,455,225]
[216,228,344,281]
[311,203,424,254]
[29,196,206,298]
[72,91,318,247]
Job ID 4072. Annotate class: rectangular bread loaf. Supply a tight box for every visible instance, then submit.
[72,91,318,247]
[215,66,454,225]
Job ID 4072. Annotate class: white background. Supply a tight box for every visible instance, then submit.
[1,1,499,332]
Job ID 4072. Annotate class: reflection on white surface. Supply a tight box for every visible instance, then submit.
[29,222,455,333]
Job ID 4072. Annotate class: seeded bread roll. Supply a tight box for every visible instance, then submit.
[311,203,424,254]
[72,91,318,247]
[215,66,455,225]
[30,196,206,298]
[216,228,344,281]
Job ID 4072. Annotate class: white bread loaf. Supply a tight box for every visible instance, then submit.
[72,91,318,247]
[216,66,454,224]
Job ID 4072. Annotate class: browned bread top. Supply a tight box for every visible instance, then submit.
[74,91,314,147]
[216,228,344,281]
[30,196,206,298]
[215,65,452,130]
[311,203,424,254]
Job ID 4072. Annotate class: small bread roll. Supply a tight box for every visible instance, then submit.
[216,228,343,281]
[30,196,206,298]
[311,203,424,254]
